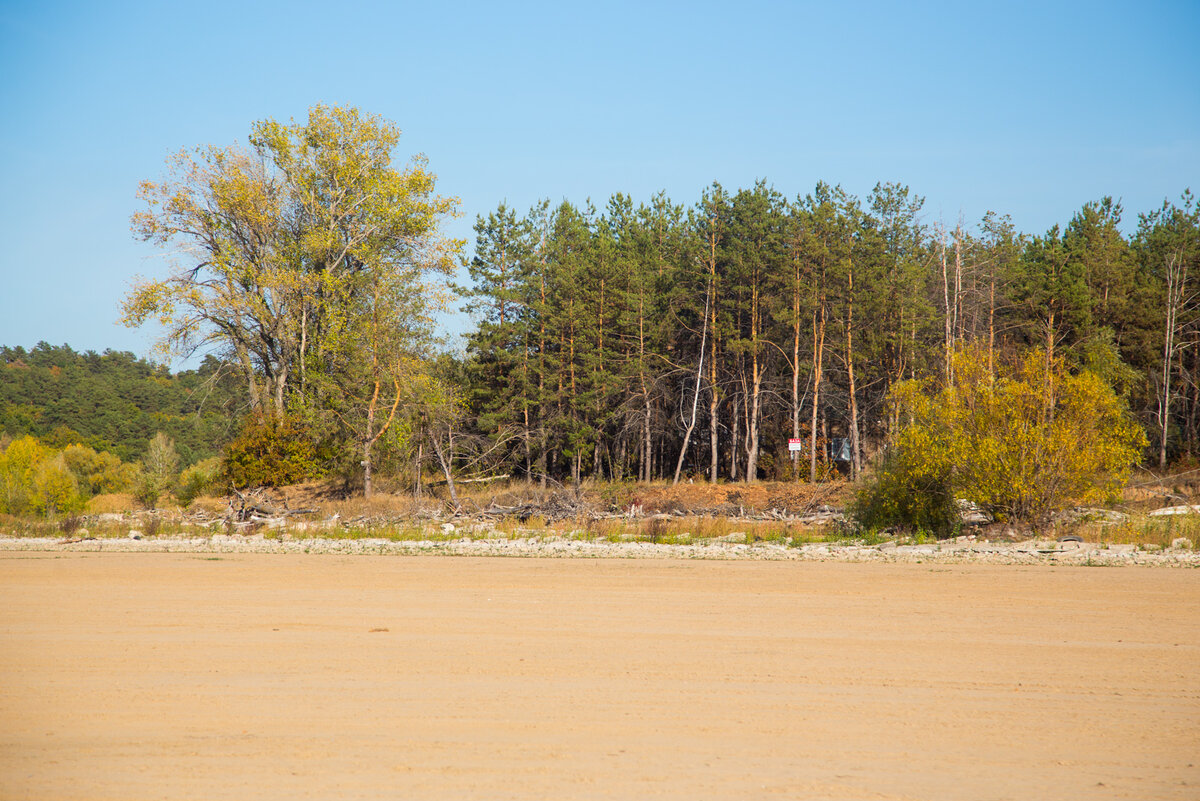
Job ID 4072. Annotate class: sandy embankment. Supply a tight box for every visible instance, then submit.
[1,553,1197,801]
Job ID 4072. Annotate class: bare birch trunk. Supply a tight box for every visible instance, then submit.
[673,277,711,485]
[745,282,762,483]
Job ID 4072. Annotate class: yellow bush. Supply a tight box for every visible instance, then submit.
[856,347,1146,532]
[0,437,85,516]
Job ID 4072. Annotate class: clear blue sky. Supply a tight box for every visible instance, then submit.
[2,0,1197,365]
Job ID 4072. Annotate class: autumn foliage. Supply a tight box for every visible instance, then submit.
[854,347,1146,534]
[221,415,321,489]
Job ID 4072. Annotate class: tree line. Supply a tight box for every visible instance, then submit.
[0,344,240,463]
[461,184,1197,486]
[7,105,1193,505]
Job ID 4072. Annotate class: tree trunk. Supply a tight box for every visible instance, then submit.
[954,221,964,343]
[810,302,826,483]
[431,428,458,509]
[709,338,720,483]
[1160,252,1185,469]
[729,392,740,481]
[988,276,996,376]
[846,260,861,480]
[673,276,712,485]
[791,274,801,477]
[745,283,762,483]
[941,226,953,382]
[414,442,423,499]
[364,418,374,500]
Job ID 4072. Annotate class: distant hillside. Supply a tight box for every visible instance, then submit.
[0,343,243,464]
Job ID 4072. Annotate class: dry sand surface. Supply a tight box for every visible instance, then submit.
[1,554,1197,801]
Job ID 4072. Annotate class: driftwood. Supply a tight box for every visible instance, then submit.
[228,487,315,523]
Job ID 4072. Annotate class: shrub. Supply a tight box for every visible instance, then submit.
[222,414,320,488]
[177,456,223,505]
[850,446,958,536]
[0,436,49,515]
[135,432,181,509]
[31,456,84,515]
[0,437,85,516]
[854,347,1146,535]
[62,444,134,495]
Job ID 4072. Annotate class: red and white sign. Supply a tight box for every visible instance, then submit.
[787,438,804,451]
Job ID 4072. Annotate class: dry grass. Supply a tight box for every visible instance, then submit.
[4,475,1195,550]
[1066,514,1200,550]
[186,497,228,515]
[84,493,138,514]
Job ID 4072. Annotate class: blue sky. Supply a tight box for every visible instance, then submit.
[1,0,1197,365]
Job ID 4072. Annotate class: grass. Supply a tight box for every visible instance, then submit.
[1065,514,1200,550]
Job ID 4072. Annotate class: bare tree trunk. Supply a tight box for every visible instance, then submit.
[538,261,548,490]
[940,224,952,382]
[523,406,532,483]
[673,277,711,485]
[1161,252,1186,468]
[745,284,762,482]
[954,220,964,343]
[791,295,801,477]
[810,302,826,483]
[729,391,740,481]
[988,276,996,376]
[362,377,401,500]
[709,339,720,483]
[364,406,374,500]
[846,260,861,480]
[642,398,652,482]
[431,427,458,510]
[414,442,423,499]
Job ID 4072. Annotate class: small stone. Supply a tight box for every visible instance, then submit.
[1171,537,1193,550]
[128,530,143,540]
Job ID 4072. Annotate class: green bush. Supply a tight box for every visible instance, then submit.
[222,414,320,488]
[62,444,134,494]
[177,456,223,505]
[850,447,958,536]
[135,432,181,509]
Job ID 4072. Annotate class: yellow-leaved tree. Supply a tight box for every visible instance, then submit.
[854,346,1146,534]
[123,105,462,489]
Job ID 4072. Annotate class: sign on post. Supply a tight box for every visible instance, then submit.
[787,438,804,452]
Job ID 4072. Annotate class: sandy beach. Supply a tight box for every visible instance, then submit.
[1,552,1197,800]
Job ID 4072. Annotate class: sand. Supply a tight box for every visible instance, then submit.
[1,553,1196,800]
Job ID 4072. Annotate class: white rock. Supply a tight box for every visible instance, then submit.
[1148,505,1200,516]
